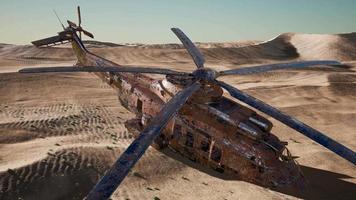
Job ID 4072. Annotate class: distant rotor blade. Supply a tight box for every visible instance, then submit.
[171,28,205,69]
[217,81,356,165]
[86,82,201,200]
[82,29,94,38]
[219,60,342,76]
[53,9,65,30]
[77,6,82,26]
[19,66,190,76]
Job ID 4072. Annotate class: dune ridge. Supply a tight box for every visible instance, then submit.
[1,32,356,68]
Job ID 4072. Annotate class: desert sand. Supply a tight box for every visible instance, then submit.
[0,32,355,200]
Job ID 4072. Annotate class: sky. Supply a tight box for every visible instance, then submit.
[1,0,356,44]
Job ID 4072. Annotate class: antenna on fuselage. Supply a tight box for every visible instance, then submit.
[53,9,66,30]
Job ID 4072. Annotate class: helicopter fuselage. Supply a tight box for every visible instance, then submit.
[70,36,304,188]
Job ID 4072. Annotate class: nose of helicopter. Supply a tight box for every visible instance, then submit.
[267,159,306,189]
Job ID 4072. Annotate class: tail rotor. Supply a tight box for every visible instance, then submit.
[67,6,94,39]
[77,6,82,39]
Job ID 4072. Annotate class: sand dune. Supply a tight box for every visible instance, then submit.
[0,32,355,200]
[1,32,356,68]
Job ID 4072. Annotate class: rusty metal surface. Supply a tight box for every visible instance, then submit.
[66,34,304,192]
[218,80,356,165]
[86,82,201,200]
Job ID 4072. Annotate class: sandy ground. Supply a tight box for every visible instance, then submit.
[0,32,355,200]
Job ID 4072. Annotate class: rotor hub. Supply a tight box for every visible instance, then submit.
[192,68,219,82]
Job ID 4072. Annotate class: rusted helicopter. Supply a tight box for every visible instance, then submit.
[20,6,355,200]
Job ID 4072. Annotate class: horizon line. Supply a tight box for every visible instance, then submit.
[2,31,356,46]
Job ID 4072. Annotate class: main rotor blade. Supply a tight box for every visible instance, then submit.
[86,82,201,200]
[19,66,190,76]
[171,28,205,69]
[217,81,356,165]
[219,60,342,76]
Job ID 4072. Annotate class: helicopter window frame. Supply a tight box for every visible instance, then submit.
[200,138,211,153]
[185,131,194,148]
[173,123,182,139]
[210,143,222,163]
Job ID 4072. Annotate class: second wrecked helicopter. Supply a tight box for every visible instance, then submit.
[21,6,356,200]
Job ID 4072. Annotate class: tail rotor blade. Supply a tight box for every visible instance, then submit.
[217,80,356,165]
[171,28,205,69]
[77,6,82,26]
[82,29,94,38]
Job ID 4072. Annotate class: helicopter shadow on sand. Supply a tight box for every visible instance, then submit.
[161,148,356,200]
